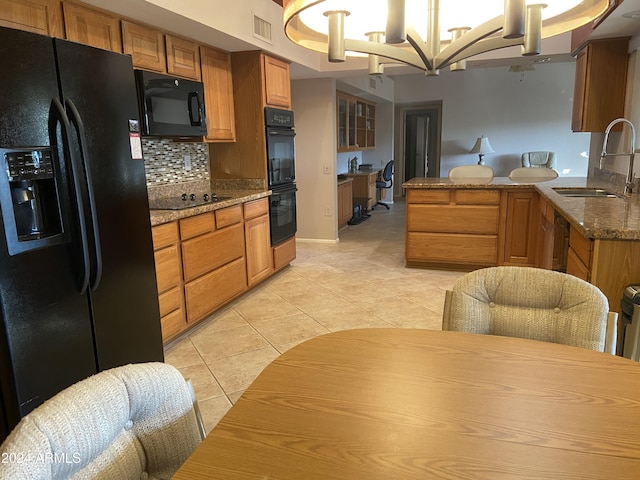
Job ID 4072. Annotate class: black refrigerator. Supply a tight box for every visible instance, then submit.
[0,27,164,439]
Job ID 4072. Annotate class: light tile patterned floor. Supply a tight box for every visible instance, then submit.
[164,199,465,433]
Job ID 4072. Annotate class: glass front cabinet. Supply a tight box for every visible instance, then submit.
[337,91,375,152]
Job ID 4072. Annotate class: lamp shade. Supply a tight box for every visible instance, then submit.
[470,136,495,165]
[470,136,495,155]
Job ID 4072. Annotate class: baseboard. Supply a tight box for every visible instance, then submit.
[295,237,340,244]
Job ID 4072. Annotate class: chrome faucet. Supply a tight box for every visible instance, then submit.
[600,117,637,195]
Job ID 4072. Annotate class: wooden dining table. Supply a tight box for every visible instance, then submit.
[172,328,640,479]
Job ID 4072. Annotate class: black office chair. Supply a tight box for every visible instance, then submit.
[372,160,394,210]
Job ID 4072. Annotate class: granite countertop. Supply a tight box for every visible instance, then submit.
[402,176,640,240]
[149,189,270,226]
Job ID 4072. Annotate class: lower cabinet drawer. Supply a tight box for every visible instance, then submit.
[406,189,450,204]
[407,204,500,234]
[161,308,186,343]
[566,247,590,281]
[407,232,498,265]
[569,228,592,267]
[273,236,296,270]
[184,257,248,323]
[244,197,269,220]
[158,286,182,317]
[182,223,245,282]
[215,204,243,228]
[154,245,181,294]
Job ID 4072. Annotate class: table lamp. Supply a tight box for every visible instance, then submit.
[470,136,495,165]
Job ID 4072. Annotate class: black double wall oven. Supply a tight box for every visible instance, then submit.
[265,107,297,246]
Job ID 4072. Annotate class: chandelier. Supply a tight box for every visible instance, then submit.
[283,0,610,75]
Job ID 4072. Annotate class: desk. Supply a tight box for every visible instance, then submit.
[173,329,640,479]
[346,170,380,211]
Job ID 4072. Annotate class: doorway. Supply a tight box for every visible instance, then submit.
[394,103,442,197]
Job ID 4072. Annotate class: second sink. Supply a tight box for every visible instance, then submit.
[552,188,623,198]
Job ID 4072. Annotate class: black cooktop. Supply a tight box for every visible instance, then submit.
[148,193,231,210]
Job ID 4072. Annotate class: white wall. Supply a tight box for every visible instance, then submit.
[291,78,339,243]
[393,62,591,177]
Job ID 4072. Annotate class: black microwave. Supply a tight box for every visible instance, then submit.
[134,70,207,137]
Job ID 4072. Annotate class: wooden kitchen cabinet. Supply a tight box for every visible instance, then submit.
[337,91,376,152]
[566,247,590,281]
[501,190,539,267]
[571,37,629,132]
[346,171,378,212]
[184,257,247,322]
[0,0,64,37]
[338,178,354,227]
[166,34,201,80]
[337,92,356,151]
[180,208,247,324]
[564,224,640,314]
[406,189,501,268]
[209,51,291,181]
[244,198,274,287]
[201,46,236,142]
[538,195,554,269]
[538,196,569,271]
[151,222,186,343]
[182,223,245,283]
[263,54,291,109]
[150,197,293,343]
[62,1,122,52]
[273,236,296,271]
[121,20,166,72]
[356,100,375,149]
[566,227,593,281]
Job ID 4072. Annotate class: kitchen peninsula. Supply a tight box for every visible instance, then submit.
[403,176,640,315]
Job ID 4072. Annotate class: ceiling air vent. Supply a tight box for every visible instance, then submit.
[253,13,273,44]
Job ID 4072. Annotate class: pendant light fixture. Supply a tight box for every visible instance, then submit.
[282,0,610,75]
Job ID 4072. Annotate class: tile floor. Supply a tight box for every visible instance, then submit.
[164,198,465,433]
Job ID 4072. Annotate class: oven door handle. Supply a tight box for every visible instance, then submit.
[271,185,298,196]
[267,129,296,137]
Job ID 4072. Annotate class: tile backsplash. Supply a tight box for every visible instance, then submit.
[142,138,209,185]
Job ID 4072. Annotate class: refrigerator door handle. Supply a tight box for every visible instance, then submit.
[65,99,103,292]
[49,98,91,294]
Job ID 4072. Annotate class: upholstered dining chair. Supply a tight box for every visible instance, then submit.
[0,362,204,480]
[521,151,557,169]
[448,164,494,180]
[508,166,559,181]
[442,266,618,354]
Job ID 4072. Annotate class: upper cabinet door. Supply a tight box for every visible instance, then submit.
[0,0,64,37]
[63,1,122,53]
[571,38,629,132]
[262,54,291,109]
[166,34,201,80]
[200,46,236,142]
[122,20,166,73]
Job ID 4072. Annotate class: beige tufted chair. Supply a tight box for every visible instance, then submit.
[508,167,558,181]
[521,151,557,169]
[0,362,204,480]
[442,266,618,354]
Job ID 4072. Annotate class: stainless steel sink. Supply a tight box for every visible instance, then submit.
[552,188,623,198]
